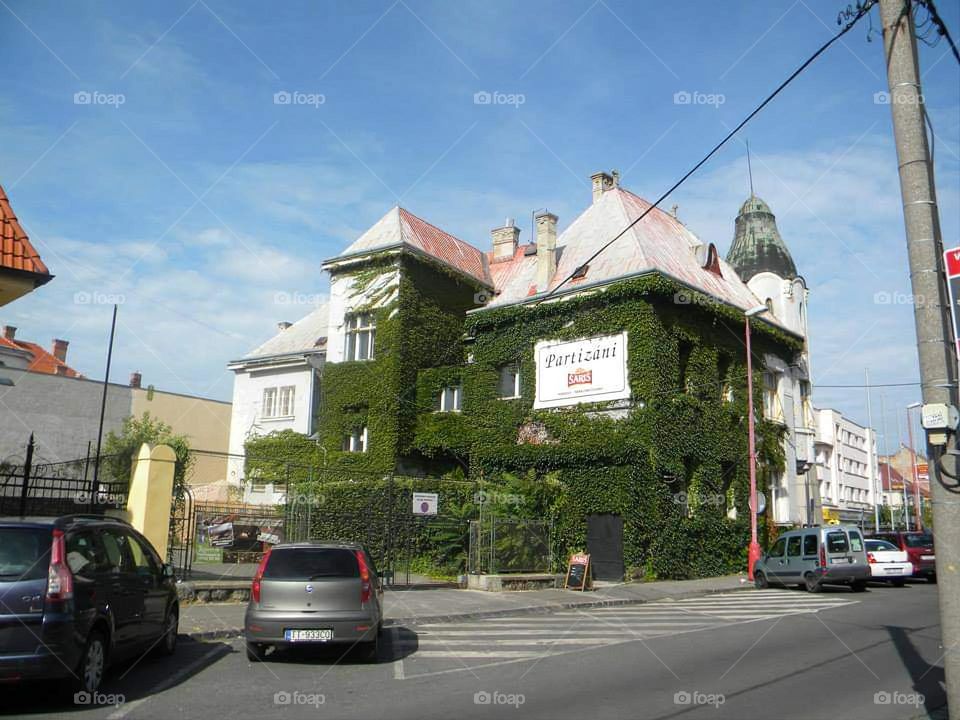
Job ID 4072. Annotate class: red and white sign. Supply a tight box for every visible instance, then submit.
[944,247,960,365]
[534,332,630,409]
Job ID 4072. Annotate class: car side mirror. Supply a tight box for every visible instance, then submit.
[162,564,176,579]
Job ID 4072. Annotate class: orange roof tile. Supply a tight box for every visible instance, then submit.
[0,335,81,377]
[1,184,51,276]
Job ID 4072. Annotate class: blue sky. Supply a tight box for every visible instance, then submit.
[1,0,958,451]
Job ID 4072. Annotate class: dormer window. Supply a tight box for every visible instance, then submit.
[344,312,375,361]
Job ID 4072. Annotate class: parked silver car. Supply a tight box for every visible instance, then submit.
[754,525,870,593]
[244,543,383,662]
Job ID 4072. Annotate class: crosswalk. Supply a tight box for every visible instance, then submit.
[394,589,858,675]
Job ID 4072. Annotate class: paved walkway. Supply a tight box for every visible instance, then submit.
[179,574,749,639]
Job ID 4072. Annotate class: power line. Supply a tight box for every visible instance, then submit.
[545,1,878,299]
[915,0,960,64]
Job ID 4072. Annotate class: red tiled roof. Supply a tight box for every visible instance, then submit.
[0,185,50,276]
[327,206,491,287]
[0,336,81,377]
[398,208,490,287]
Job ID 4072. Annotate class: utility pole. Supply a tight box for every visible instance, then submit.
[880,0,960,710]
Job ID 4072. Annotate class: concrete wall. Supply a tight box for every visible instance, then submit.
[0,369,231,483]
[0,368,130,465]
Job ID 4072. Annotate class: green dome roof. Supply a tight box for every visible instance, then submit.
[726,194,797,282]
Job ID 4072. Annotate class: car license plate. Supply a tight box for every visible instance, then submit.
[284,629,333,642]
[922,554,935,560]
[884,568,901,573]
[830,557,850,564]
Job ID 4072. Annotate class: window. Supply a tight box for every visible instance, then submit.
[768,537,787,558]
[678,341,693,392]
[126,533,159,578]
[99,529,134,573]
[826,531,849,554]
[718,354,733,403]
[762,372,783,421]
[848,530,864,552]
[344,312,376,361]
[436,385,462,412]
[66,531,101,578]
[498,364,521,399]
[342,426,368,453]
[278,386,295,417]
[787,536,802,557]
[803,534,818,556]
[262,387,277,418]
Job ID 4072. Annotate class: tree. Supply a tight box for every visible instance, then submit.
[102,413,193,500]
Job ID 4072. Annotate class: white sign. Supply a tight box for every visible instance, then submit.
[412,492,438,516]
[534,332,630,409]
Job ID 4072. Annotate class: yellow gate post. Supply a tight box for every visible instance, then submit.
[125,443,176,558]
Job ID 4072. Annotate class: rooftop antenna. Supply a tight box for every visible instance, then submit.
[746,139,755,197]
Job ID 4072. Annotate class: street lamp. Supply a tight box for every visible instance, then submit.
[906,401,923,530]
[745,304,769,582]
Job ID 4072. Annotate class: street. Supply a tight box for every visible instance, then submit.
[2,583,945,720]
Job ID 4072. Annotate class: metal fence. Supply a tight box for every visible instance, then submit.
[0,440,127,517]
[469,517,553,575]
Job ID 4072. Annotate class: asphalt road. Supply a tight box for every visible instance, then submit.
[2,582,946,720]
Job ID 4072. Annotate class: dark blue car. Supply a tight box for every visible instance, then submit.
[0,514,179,694]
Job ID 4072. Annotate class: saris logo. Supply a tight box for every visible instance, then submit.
[567,368,593,387]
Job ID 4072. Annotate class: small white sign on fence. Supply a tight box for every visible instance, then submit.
[413,492,438,516]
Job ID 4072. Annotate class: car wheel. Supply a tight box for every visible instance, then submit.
[892,579,906,588]
[804,574,821,593]
[246,642,266,662]
[74,630,107,695]
[156,609,178,656]
[754,572,768,589]
[851,581,867,593]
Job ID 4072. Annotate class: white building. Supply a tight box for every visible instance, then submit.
[814,408,880,524]
[726,196,817,526]
[226,305,328,504]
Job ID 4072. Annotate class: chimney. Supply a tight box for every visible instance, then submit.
[129,371,142,389]
[52,338,68,362]
[590,170,618,203]
[535,211,558,291]
[490,218,521,263]
[2,325,15,341]
[277,321,293,331]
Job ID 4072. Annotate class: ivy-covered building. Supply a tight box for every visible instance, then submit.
[234,170,818,577]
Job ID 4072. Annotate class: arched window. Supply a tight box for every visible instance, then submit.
[765,297,774,313]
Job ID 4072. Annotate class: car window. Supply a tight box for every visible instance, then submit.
[904,533,934,548]
[126,534,158,578]
[848,530,864,552]
[787,536,802,557]
[66,531,101,578]
[803,534,818,555]
[263,548,359,580]
[866,540,897,552]
[826,531,849,553]
[768,538,787,558]
[99,529,134,573]
[0,528,49,581]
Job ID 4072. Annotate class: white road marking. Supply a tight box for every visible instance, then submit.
[391,627,404,680]
[107,642,228,720]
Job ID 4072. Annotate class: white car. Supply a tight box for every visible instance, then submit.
[865,539,913,586]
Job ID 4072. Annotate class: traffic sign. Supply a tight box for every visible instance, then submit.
[944,246,960,367]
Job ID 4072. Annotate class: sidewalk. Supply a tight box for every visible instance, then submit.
[179,574,749,640]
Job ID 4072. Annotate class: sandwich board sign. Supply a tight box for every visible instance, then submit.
[412,492,438,516]
[563,552,592,591]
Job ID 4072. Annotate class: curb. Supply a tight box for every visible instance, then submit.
[183,581,751,641]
